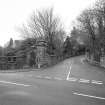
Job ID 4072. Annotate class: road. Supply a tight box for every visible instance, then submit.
[0,56,105,105]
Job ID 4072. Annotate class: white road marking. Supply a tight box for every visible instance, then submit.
[54,77,63,80]
[44,76,51,79]
[92,82,103,85]
[79,79,90,83]
[67,77,78,82]
[91,80,103,85]
[81,58,85,64]
[0,80,31,87]
[66,62,73,80]
[73,92,105,100]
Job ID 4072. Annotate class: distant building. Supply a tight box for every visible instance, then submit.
[4,38,23,49]
[13,40,23,48]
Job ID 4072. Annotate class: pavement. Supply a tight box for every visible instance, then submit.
[0,55,105,105]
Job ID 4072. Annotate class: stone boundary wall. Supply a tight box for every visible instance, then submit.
[85,56,105,68]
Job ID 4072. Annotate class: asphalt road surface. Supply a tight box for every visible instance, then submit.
[0,56,105,105]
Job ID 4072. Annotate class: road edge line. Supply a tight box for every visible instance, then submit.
[0,80,31,87]
[73,92,105,100]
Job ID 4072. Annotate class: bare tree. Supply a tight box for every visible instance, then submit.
[77,0,105,61]
[77,9,96,59]
[19,8,64,39]
[18,8,65,55]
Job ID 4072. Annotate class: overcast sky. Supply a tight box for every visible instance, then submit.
[0,0,96,46]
